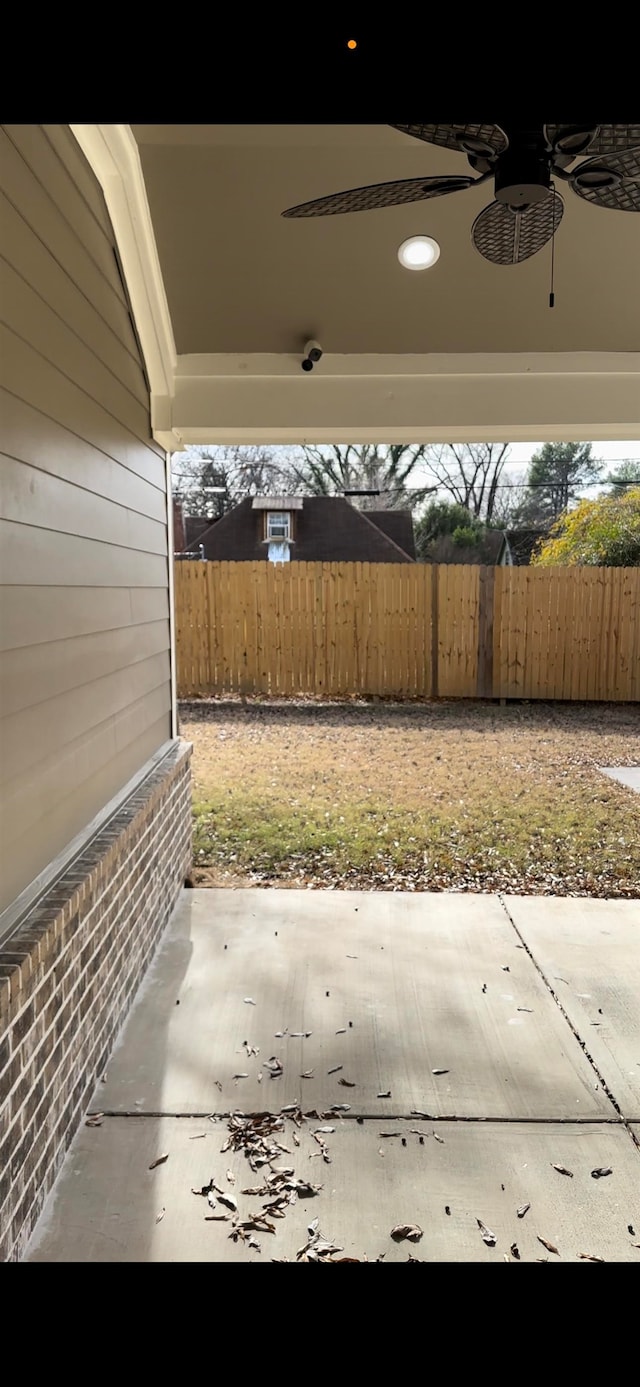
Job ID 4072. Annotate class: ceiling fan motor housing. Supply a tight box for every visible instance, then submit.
[495,148,551,207]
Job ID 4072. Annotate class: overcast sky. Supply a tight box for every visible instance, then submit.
[500,440,640,471]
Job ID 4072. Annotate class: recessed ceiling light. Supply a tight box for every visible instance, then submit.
[397,235,440,270]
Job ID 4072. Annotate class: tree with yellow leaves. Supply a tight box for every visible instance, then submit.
[532,487,640,567]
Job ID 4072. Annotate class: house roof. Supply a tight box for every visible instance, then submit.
[191,496,415,563]
[366,509,416,560]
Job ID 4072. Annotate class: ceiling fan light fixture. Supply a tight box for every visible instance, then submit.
[397,235,440,270]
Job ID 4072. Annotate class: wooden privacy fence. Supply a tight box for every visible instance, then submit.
[174,561,640,702]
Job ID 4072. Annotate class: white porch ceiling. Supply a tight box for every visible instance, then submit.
[75,125,640,447]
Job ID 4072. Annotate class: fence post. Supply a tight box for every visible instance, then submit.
[476,566,495,698]
[430,564,439,698]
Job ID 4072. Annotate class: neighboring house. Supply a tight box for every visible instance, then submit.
[423,529,511,566]
[505,529,548,565]
[176,496,416,564]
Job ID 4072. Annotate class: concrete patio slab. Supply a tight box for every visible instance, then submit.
[600,767,640,794]
[504,898,640,1119]
[95,890,612,1121]
[25,1116,640,1263]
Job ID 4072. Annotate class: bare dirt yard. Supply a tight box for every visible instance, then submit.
[182,699,640,898]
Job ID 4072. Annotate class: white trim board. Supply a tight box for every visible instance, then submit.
[70,124,179,451]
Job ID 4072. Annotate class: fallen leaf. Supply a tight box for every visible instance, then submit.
[226,1169,236,1185]
[510,1242,521,1260]
[391,1224,423,1243]
[477,1218,497,1247]
[537,1236,560,1256]
[517,1203,531,1219]
[578,1252,605,1262]
[290,1031,313,1038]
[377,1090,392,1098]
[189,1134,207,1141]
[433,1131,445,1144]
[233,1073,249,1080]
[300,1070,314,1079]
[248,1236,262,1251]
[335,1028,347,1034]
[85,1114,104,1127]
[149,1153,169,1170]
[551,1164,574,1178]
[346,955,358,959]
[205,1214,230,1222]
[591,1167,613,1179]
[379,1132,401,1138]
[243,998,256,1005]
[432,1069,450,1076]
[517,1007,534,1013]
[292,1131,300,1147]
[410,1111,433,1120]
[156,1208,165,1224]
[330,1104,351,1112]
[218,1194,238,1213]
[314,1126,336,1135]
[328,1065,343,1075]
[338,1077,356,1087]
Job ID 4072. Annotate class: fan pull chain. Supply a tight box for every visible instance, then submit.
[549,184,556,308]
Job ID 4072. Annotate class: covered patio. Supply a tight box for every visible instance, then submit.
[2,122,639,1262]
[26,889,640,1262]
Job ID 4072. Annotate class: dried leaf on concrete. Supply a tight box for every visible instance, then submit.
[328,1066,343,1075]
[338,1078,356,1087]
[85,1114,104,1127]
[377,1090,392,1098]
[391,1224,423,1243]
[537,1236,560,1255]
[432,1069,450,1076]
[477,1219,497,1247]
[149,1148,169,1170]
[517,1203,531,1219]
[243,998,256,1005]
[591,1167,613,1179]
[155,1207,165,1223]
[551,1164,574,1178]
[510,1242,521,1260]
[578,1252,605,1262]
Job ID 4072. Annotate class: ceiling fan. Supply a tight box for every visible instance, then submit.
[282,125,640,265]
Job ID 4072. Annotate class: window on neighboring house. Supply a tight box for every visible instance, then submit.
[267,511,291,540]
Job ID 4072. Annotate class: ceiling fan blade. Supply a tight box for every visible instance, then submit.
[579,124,640,156]
[282,174,474,218]
[390,123,508,158]
[472,192,564,265]
[545,124,599,159]
[570,146,640,211]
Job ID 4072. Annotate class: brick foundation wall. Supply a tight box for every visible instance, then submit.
[0,740,192,1262]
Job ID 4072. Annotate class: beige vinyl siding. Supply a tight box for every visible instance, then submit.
[0,124,172,913]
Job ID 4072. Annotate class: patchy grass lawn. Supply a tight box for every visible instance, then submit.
[182,700,640,897]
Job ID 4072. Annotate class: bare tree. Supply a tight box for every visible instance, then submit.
[422,444,511,522]
[285,443,437,510]
[171,445,291,518]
